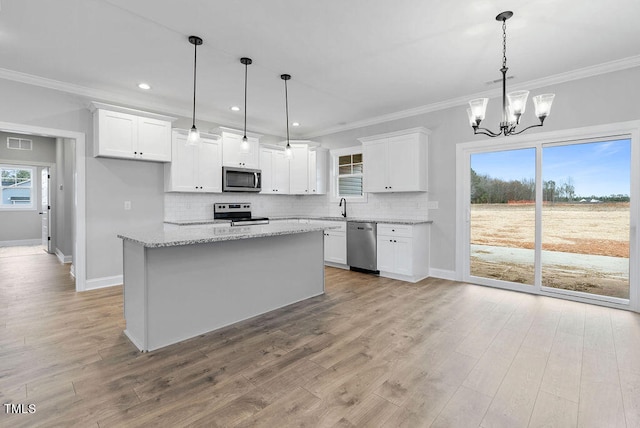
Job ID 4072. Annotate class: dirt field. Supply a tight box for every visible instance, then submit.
[470,203,630,298]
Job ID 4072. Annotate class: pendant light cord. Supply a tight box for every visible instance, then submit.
[192,40,198,128]
[284,78,290,146]
[243,62,248,139]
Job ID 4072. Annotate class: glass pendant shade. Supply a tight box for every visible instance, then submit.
[506,105,518,125]
[466,108,477,127]
[507,90,530,116]
[284,143,293,159]
[468,98,489,123]
[240,136,250,153]
[533,94,555,119]
[187,125,200,146]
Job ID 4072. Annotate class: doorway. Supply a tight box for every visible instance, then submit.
[0,121,86,291]
[457,121,639,311]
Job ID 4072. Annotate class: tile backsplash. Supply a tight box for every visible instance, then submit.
[165,192,430,222]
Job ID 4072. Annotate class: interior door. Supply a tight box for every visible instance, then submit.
[41,167,51,253]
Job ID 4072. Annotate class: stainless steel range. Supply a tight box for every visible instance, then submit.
[213,203,269,226]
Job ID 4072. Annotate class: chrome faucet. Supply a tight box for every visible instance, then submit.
[339,198,347,218]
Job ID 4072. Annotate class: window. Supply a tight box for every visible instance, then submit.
[337,152,363,197]
[1,165,35,209]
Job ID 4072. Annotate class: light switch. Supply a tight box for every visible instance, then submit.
[124,201,132,210]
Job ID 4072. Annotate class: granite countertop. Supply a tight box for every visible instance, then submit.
[164,216,432,226]
[119,223,337,248]
[270,216,433,225]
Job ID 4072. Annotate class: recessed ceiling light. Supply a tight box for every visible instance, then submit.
[292,122,300,127]
[230,106,241,112]
[137,83,151,90]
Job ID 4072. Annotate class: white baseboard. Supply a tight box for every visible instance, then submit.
[85,274,123,291]
[324,261,349,270]
[0,239,41,247]
[70,264,76,278]
[429,268,457,281]
[379,271,429,283]
[55,248,73,264]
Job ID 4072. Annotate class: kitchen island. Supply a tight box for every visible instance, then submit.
[118,223,331,351]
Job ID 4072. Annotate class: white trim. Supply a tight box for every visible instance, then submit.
[357,127,431,143]
[85,274,123,291]
[89,101,176,122]
[70,264,76,278]
[303,56,640,138]
[456,120,640,312]
[379,271,429,284]
[324,261,349,270]
[3,55,638,141]
[428,268,457,281]
[55,248,72,264]
[0,239,41,247]
[0,121,86,292]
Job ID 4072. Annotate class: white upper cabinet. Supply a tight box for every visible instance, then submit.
[289,144,310,194]
[260,147,290,194]
[165,130,222,193]
[288,142,328,195]
[219,128,260,169]
[91,102,174,162]
[359,127,430,193]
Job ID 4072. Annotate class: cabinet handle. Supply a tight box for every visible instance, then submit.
[394,240,397,243]
[134,151,138,155]
[389,239,393,242]
[140,152,143,155]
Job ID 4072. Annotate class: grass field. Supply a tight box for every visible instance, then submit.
[470,203,630,298]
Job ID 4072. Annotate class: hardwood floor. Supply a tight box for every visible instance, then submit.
[1,253,640,427]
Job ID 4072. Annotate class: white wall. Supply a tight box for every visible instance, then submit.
[55,138,75,258]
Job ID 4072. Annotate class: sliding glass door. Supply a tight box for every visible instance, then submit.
[541,139,631,301]
[461,129,637,308]
[470,148,536,286]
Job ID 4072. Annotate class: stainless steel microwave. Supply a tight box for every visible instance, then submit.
[222,166,261,192]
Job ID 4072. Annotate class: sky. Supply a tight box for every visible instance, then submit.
[471,138,631,197]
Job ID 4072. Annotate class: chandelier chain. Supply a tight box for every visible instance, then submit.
[502,19,507,69]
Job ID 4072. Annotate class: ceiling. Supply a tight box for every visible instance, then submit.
[1,0,639,138]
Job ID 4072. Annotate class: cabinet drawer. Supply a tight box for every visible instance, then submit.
[377,223,412,237]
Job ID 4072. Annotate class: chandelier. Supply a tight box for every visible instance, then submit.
[467,11,555,137]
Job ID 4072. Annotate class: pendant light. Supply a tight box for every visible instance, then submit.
[467,11,555,137]
[240,57,252,153]
[187,35,203,146]
[281,74,293,159]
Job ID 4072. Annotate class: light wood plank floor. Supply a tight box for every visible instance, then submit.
[1,253,640,427]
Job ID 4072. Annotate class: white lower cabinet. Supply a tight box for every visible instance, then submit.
[324,222,347,265]
[376,223,430,282]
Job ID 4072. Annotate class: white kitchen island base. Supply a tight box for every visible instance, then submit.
[122,228,325,352]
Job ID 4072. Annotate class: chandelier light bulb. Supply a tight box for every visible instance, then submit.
[468,98,489,124]
[240,135,250,153]
[507,90,529,117]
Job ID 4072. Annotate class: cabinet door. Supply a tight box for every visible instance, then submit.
[240,137,260,169]
[325,231,346,264]
[363,140,388,193]
[308,150,317,193]
[222,133,243,167]
[273,150,290,194]
[97,109,136,158]
[166,132,197,192]
[198,137,222,192]
[289,145,309,194]
[393,237,413,275]
[137,117,172,161]
[259,148,274,193]
[376,237,395,272]
[387,134,419,192]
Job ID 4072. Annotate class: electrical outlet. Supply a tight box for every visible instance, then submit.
[124,201,132,210]
[427,201,439,209]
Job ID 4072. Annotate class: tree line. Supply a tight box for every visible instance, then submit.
[470,169,629,204]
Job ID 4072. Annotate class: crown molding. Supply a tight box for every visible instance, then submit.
[0,67,283,137]
[302,55,640,138]
[2,54,639,141]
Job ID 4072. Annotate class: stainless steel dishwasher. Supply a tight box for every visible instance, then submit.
[347,221,378,272]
